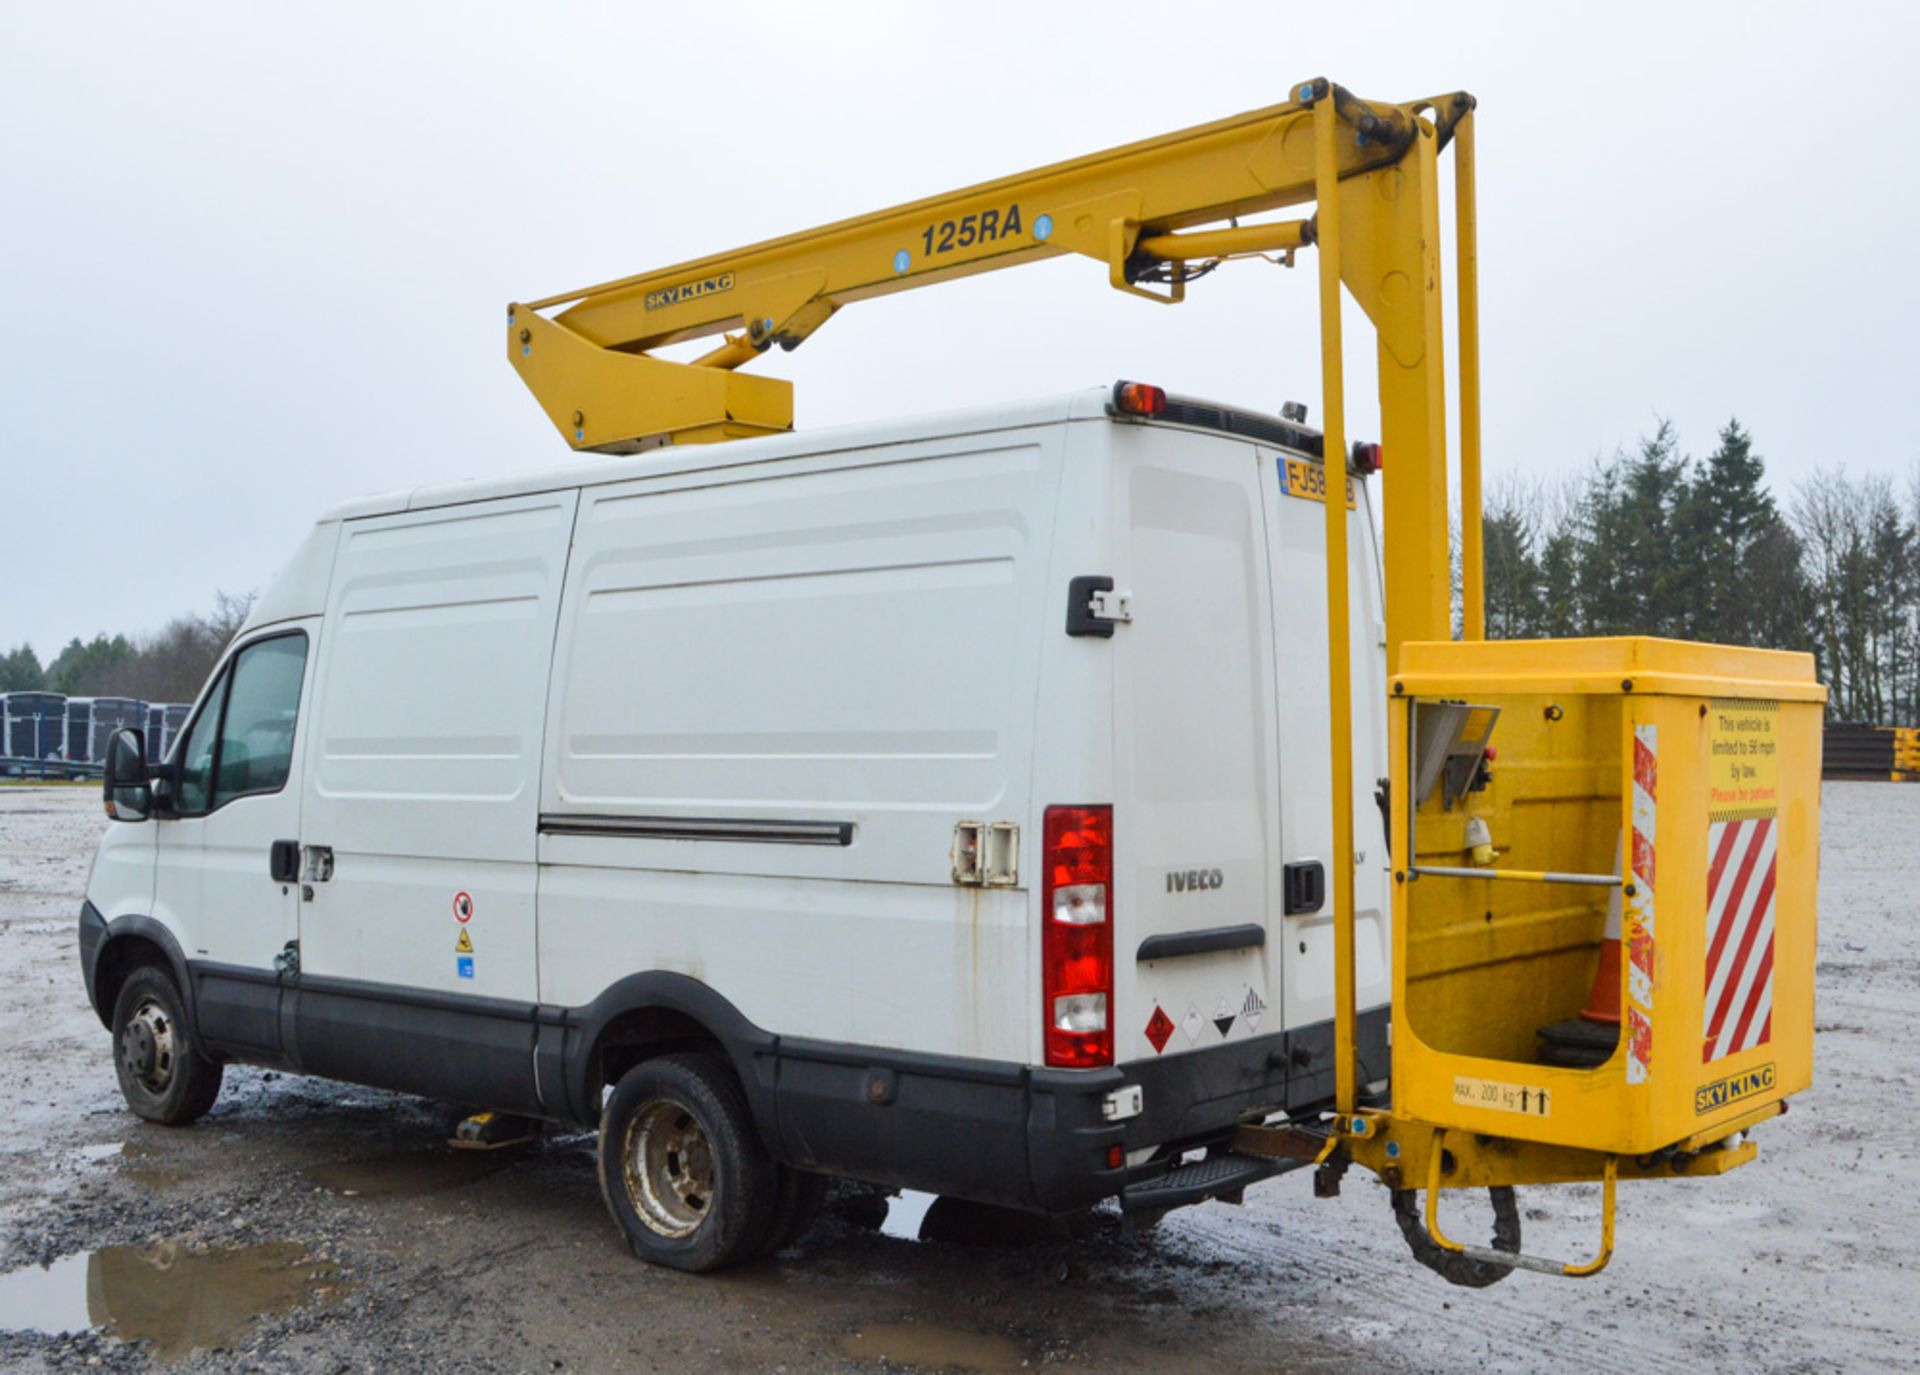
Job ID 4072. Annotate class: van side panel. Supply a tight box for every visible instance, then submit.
[537,431,1063,1065]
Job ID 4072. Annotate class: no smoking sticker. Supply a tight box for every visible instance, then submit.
[453,892,474,923]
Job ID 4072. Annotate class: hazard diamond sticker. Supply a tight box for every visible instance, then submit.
[1182,1003,1204,1045]
[1144,1005,1175,1054]
[1213,995,1236,1039]
[1241,986,1267,1033]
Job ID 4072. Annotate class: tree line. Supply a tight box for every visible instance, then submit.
[1480,419,1919,725]
[0,592,255,704]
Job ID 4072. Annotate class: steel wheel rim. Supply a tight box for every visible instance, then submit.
[118,997,177,1095]
[622,1097,715,1238]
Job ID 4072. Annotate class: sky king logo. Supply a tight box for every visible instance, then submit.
[1695,1062,1775,1115]
[644,271,735,311]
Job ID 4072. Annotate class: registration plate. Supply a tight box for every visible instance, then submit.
[1279,456,1356,508]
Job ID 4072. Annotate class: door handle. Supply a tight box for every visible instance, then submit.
[269,839,300,884]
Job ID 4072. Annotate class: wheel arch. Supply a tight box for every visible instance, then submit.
[88,912,196,1034]
[561,971,779,1149]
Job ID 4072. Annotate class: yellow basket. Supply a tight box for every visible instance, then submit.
[1385,638,1824,1156]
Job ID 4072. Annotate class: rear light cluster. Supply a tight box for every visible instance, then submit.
[1042,805,1114,1068]
[1349,440,1384,474]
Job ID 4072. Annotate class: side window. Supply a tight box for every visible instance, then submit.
[212,636,309,806]
[173,675,230,816]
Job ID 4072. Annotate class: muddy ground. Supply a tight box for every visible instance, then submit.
[0,781,1914,1373]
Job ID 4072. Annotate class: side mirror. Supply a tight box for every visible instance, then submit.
[103,729,152,823]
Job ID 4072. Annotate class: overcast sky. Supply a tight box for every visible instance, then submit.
[3,2,1914,657]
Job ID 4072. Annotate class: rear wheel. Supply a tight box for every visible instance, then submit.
[597,1052,776,1272]
[111,965,223,1125]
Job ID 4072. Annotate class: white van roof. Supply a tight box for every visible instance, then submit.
[319,389,1117,524]
[247,385,1321,636]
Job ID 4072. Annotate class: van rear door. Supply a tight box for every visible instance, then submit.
[1259,447,1393,1045]
[1109,424,1283,1064]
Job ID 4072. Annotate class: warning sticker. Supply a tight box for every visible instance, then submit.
[1212,996,1236,1039]
[1708,700,1780,822]
[453,892,474,923]
[455,928,474,955]
[1145,1005,1175,1054]
[1181,1003,1204,1045]
[1241,986,1266,1032]
[1452,1074,1552,1117]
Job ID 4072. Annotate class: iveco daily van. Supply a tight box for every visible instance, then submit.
[79,384,1390,1270]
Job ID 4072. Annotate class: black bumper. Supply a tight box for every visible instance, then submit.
[772,1006,1389,1215]
[78,901,108,1020]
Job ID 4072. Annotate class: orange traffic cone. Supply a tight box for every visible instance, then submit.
[1577,836,1626,1025]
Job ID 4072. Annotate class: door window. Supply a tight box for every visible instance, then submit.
[212,636,308,805]
[173,633,309,816]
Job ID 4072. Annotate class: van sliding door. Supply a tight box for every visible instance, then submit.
[295,491,578,1109]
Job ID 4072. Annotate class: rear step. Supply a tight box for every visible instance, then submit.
[1121,1152,1304,1213]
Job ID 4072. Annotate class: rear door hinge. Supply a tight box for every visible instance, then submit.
[273,940,300,976]
[1067,575,1132,637]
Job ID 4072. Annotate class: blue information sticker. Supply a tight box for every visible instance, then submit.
[456,956,475,980]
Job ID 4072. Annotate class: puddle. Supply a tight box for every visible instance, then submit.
[307,1147,513,1198]
[835,1321,1027,1373]
[75,1142,124,1163]
[0,1242,340,1362]
[880,1190,939,1241]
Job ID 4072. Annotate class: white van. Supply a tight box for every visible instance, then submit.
[80,384,1392,1270]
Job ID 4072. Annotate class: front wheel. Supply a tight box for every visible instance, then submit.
[597,1052,776,1272]
[111,965,223,1125]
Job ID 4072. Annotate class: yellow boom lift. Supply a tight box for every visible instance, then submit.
[507,80,1824,1281]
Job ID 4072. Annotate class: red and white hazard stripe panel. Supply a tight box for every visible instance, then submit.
[1623,724,1657,1084]
[1702,814,1776,1062]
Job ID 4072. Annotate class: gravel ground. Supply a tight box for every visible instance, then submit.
[0,781,1913,1373]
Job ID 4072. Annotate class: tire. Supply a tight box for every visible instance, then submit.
[597,1052,777,1272]
[754,1166,830,1258]
[110,965,223,1126]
